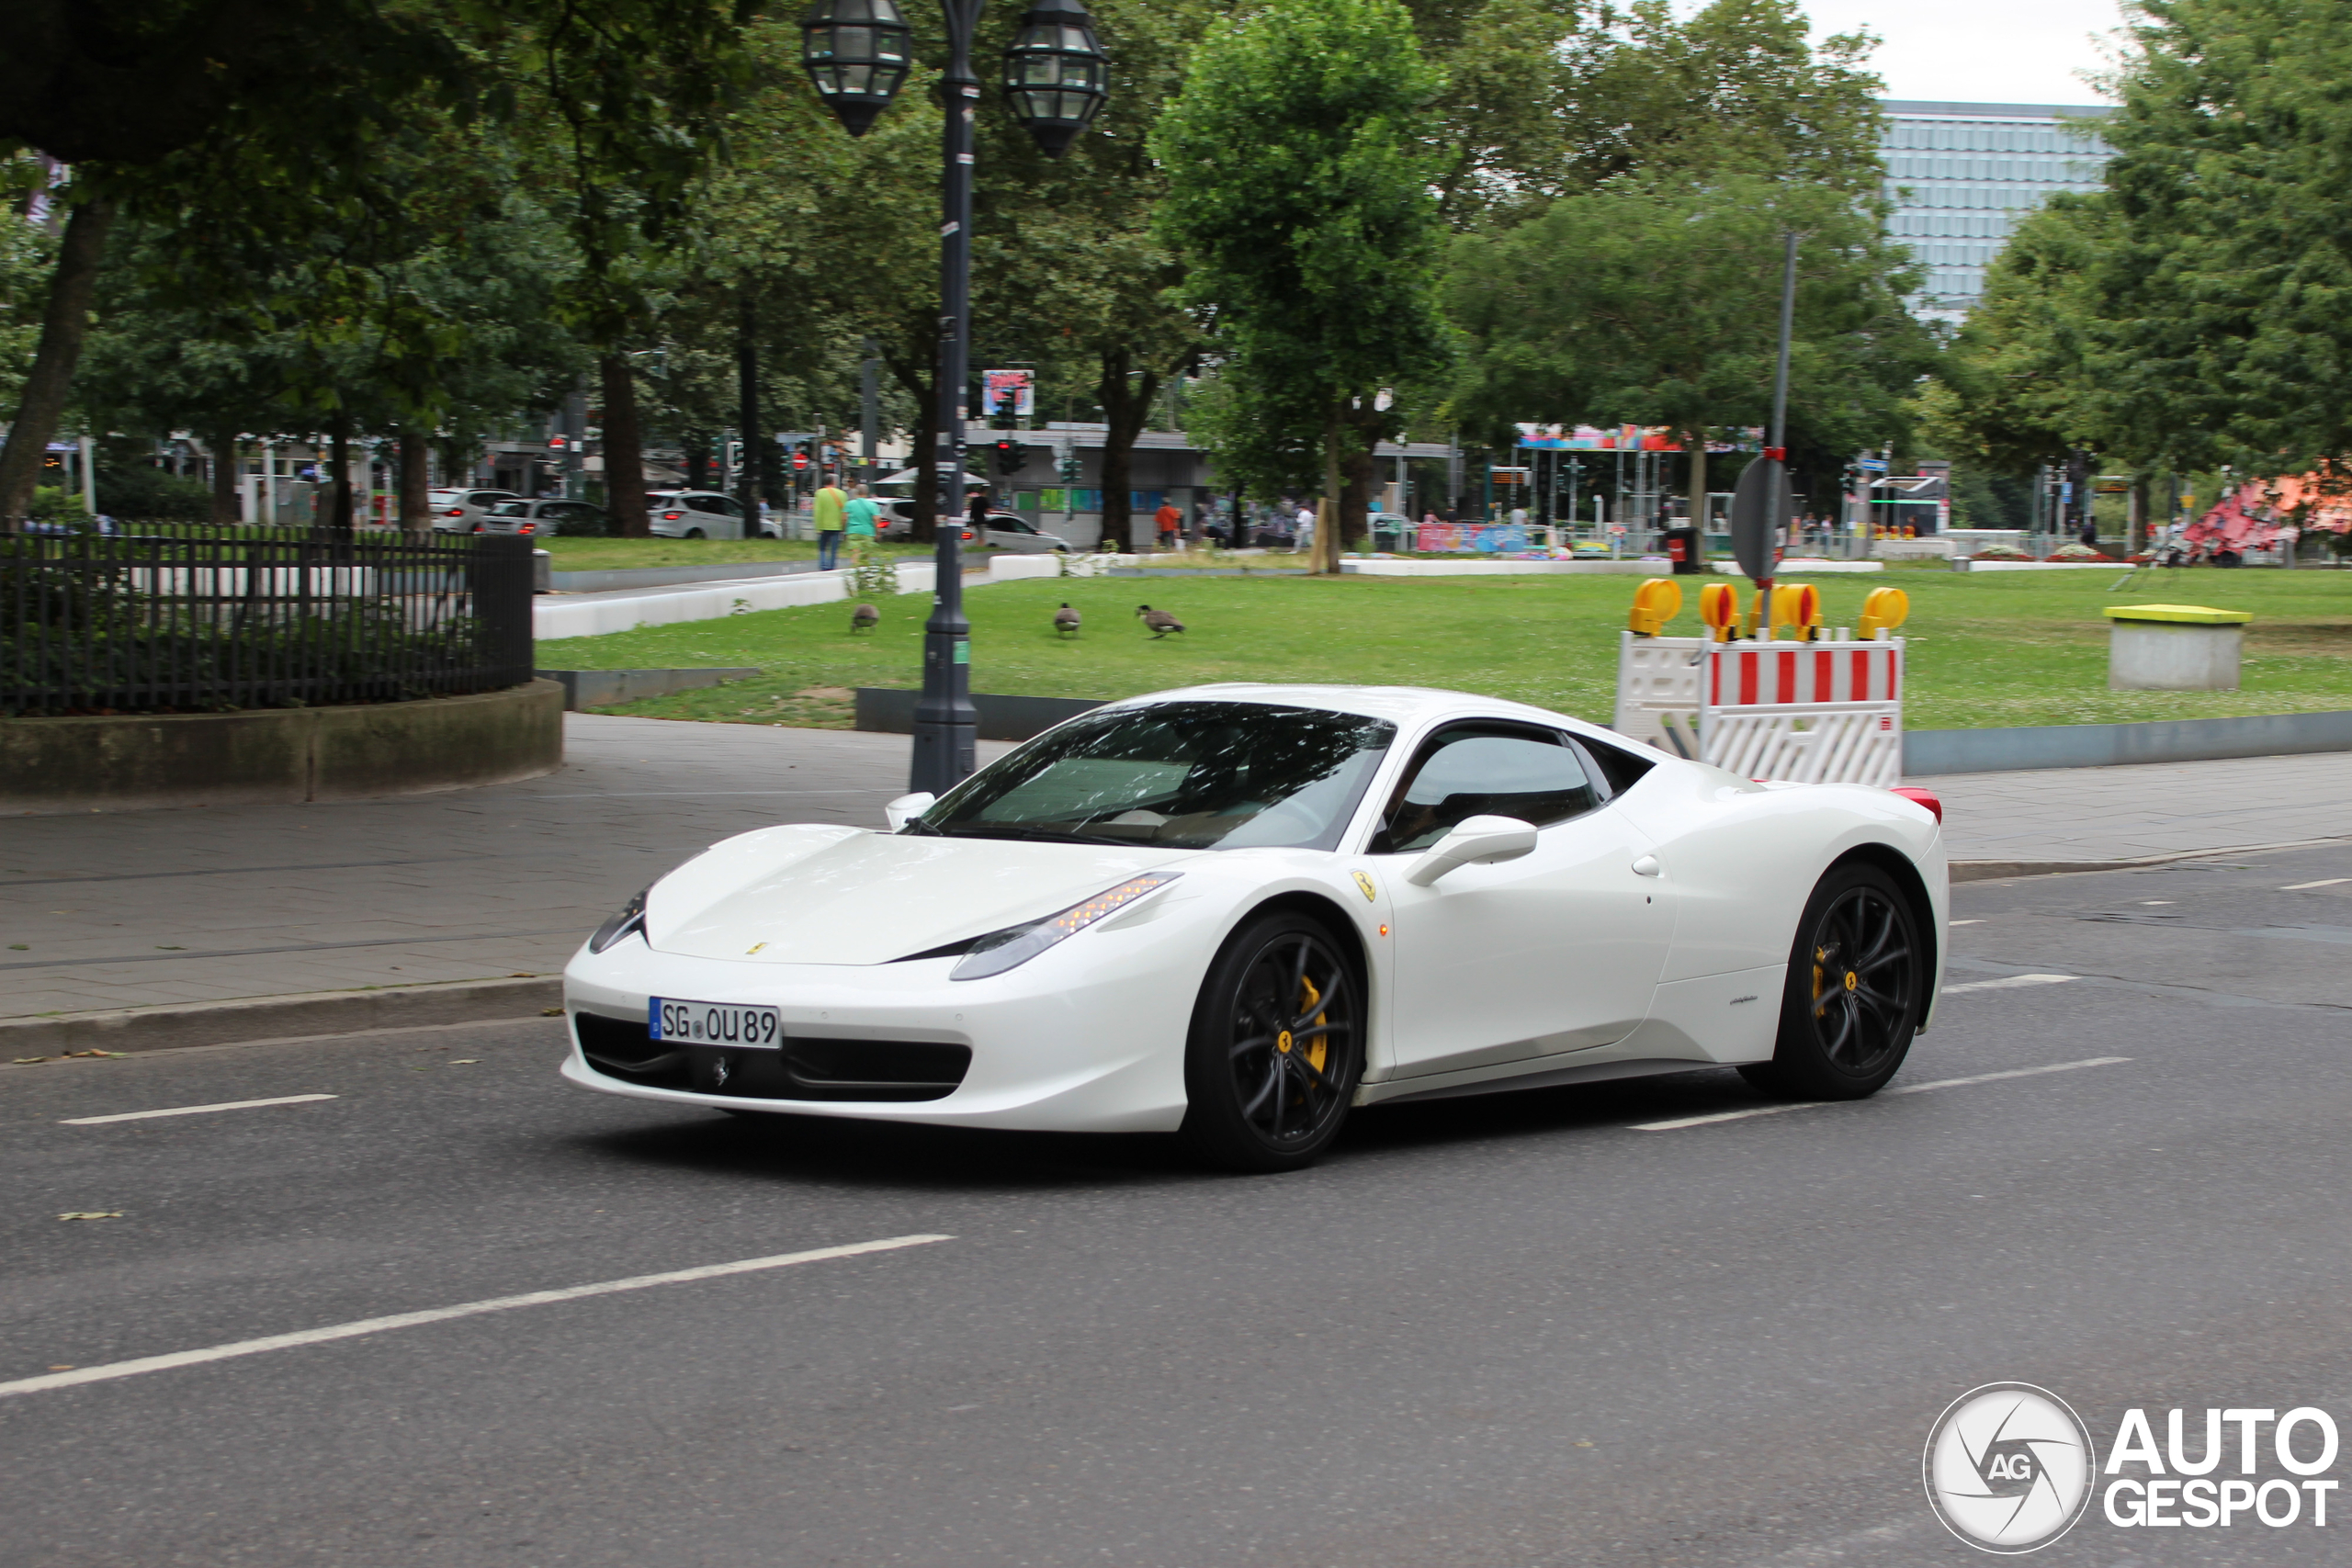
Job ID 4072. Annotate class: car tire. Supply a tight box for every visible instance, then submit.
[684,527,706,539]
[1739,861,1923,1100]
[1179,910,1364,1173]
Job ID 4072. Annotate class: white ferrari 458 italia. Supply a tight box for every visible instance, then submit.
[562,684,1948,1171]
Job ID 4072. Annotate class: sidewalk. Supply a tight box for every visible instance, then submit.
[1916,750,2352,873]
[0,716,1009,1051]
[4,716,2346,1053]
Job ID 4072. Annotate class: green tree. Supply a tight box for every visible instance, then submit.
[2083,0,2352,476]
[1446,175,1937,525]
[1154,0,1450,571]
[1917,193,2118,474]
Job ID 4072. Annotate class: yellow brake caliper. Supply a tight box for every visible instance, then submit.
[1813,945,1831,1016]
[1298,975,1328,1073]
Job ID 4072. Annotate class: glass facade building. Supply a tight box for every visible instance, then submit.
[1880,99,2115,321]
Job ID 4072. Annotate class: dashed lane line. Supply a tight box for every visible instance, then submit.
[0,1234,953,1399]
[60,1093,339,1126]
[1633,1057,2132,1133]
[1939,973,2076,995]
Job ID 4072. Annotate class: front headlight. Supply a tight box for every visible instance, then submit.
[949,874,1181,981]
[588,886,649,953]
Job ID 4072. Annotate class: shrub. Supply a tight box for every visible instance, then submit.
[97,467,213,522]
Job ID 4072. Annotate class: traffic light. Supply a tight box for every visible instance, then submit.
[993,439,1022,476]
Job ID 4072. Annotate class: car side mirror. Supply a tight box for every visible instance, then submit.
[1405,814,1539,886]
[885,792,937,832]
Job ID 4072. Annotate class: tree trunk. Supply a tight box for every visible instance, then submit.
[0,197,117,527]
[328,412,355,535]
[1337,400,1387,549]
[737,294,763,526]
[1316,403,1344,575]
[1686,437,1708,538]
[882,346,939,543]
[601,354,649,537]
[209,427,242,525]
[397,434,430,532]
[1096,346,1160,554]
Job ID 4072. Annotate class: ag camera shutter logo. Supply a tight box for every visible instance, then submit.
[1924,1382,2095,1552]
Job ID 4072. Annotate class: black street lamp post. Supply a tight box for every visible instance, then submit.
[801,0,1106,795]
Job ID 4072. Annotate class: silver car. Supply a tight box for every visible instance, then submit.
[427,488,523,533]
[646,491,750,540]
[878,500,1067,551]
[482,499,610,537]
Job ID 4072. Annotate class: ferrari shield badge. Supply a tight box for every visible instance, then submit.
[1351,871,1376,902]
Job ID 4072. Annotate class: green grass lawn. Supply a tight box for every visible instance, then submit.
[532,562,2352,732]
[538,536,933,572]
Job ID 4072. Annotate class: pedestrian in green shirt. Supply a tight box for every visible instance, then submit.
[813,479,848,570]
[844,484,880,541]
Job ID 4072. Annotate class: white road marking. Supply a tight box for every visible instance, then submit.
[2281,878,2352,891]
[1633,1056,2131,1133]
[60,1093,338,1126]
[0,1234,952,1399]
[1939,973,2076,995]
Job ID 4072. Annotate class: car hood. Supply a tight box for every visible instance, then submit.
[648,825,1197,966]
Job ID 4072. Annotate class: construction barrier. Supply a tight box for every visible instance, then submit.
[1611,581,1908,784]
[1611,632,1905,784]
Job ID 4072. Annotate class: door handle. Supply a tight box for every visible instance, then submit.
[1631,854,1662,877]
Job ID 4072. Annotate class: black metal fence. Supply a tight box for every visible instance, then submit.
[1,527,536,716]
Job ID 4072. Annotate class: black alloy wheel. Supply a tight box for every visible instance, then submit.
[1181,912,1363,1172]
[1742,863,1921,1100]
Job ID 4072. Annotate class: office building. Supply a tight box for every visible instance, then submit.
[1880,99,2116,321]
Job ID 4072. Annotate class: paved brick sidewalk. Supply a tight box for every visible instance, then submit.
[5,712,2346,1037]
[1917,750,2352,867]
[0,716,1008,1027]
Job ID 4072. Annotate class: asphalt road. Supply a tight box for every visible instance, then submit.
[7,846,2352,1567]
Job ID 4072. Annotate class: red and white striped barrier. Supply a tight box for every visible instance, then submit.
[1612,630,1906,785]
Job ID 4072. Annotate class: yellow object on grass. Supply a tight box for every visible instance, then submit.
[1859,586,1909,640]
[2101,604,2252,625]
[1700,581,1740,642]
[1770,583,1821,641]
[1627,578,1682,636]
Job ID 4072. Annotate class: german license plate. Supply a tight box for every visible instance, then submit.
[648,998,781,1047]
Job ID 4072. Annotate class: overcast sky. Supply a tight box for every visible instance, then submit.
[1800,0,2130,107]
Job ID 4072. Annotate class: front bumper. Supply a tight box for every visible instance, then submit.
[560,924,1204,1133]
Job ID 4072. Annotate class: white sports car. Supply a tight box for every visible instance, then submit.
[562,684,1948,1171]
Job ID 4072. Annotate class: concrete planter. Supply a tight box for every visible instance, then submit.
[2105,604,2250,691]
[0,680,564,815]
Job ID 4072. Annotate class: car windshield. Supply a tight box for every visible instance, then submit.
[916,701,1396,852]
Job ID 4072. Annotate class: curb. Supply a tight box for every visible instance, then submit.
[1,976,565,1058]
[1951,831,2352,883]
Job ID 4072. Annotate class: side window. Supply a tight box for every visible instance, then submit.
[1370,726,1599,854]
[1576,733,1657,795]
[707,496,746,518]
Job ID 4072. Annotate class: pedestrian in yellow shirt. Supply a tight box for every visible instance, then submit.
[813,480,848,570]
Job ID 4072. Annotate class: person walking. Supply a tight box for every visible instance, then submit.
[813,477,848,570]
[843,483,880,550]
[1295,501,1317,555]
[1154,498,1182,551]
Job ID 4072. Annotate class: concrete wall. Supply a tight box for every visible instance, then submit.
[0,681,564,815]
[1905,708,2352,776]
[854,688,1105,742]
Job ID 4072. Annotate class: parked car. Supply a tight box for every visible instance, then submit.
[482,499,611,537]
[877,499,1067,551]
[426,488,522,533]
[646,491,751,540]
